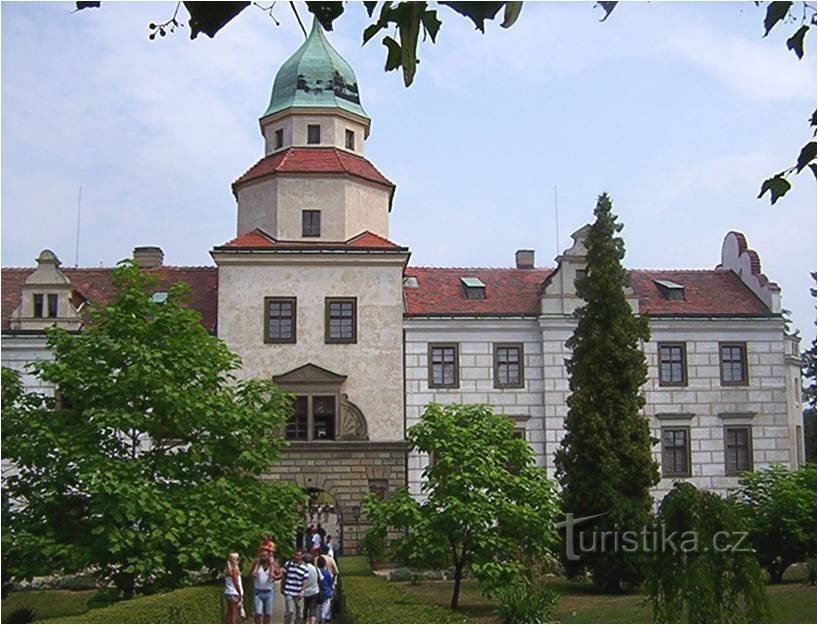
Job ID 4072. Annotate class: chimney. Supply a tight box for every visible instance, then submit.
[515,249,535,269]
[133,246,164,269]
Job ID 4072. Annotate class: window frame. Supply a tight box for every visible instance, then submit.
[302,210,321,237]
[345,129,355,150]
[47,293,58,318]
[325,297,357,345]
[307,124,321,144]
[428,342,460,389]
[285,393,339,442]
[724,425,753,476]
[661,426,691,478]
[719,342,749,386]
[658,341,688,387]
[493,342,525,389]
[263,296,297,344]
[274,128,284,150]
[33,293,44,318]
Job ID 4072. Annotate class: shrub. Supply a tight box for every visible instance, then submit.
[6,607,36,624]
[646,483,770,623]
[362,529,386,565]
[732,463,817,583]
[388,567,413,582]
[493,575,559,624]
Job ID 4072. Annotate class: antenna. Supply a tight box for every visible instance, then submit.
[74,185,82,267]
[553,185,560,257]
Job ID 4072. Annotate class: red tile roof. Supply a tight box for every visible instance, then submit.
[217,228,407,251]
[2,267,218,332]
[403,267,772,317]
[628,269,770,317]
[403,267,553,316]
[232,147,395,192]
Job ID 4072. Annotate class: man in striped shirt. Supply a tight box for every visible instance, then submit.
[282,550,309,624]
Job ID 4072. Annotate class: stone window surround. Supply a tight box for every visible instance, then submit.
[493,342,525,389]
[264,296,297,344]
[657,341,688,387]
[325,297,357,344]
[719,341,749,387]
[428,342,459,389]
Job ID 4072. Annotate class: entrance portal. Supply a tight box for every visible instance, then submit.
[301,488,343,556]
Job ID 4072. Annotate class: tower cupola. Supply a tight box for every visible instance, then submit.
[259,19,371,155]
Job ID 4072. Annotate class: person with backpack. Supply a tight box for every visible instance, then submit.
[316,556,335,624]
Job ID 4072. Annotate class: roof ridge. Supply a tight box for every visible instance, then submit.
[407,266,553,271]
[629,268,732,273]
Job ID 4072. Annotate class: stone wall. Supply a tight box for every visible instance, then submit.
[263,441,409,555]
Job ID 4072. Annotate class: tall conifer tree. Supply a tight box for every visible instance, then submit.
[554,193,659,592]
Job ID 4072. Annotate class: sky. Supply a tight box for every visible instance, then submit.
[1,1,816,336]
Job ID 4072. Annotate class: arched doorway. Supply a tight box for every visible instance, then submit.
[301,488,344,556]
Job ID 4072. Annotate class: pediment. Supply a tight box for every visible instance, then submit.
[272,363,347,386]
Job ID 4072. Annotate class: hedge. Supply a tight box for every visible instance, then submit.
[1,589,96,622]
[339,557,467,624]
[40,583,224,623]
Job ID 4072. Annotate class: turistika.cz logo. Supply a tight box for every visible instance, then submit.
[556,512,753,561]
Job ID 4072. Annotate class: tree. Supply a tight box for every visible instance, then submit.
[0,262,304,597]
[732,463,817,583]
[362,403,560,609]
[553,193,658,592]
[646,482,770,623]
[803,272,817,412]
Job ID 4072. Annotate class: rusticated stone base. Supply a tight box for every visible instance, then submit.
[262,440,409,555]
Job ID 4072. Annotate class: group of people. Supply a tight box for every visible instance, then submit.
[223,538,339,624]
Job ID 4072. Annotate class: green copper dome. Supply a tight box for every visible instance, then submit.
[262,19,369,121]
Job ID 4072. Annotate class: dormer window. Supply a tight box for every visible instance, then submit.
[307,124,321,144]
[33,294,44,318]
[345,129,355,150]
[275,128,284,150]
[460,277,486,300]
[654,279,685,301]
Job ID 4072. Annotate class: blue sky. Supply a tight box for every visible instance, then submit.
[2,1,816,336]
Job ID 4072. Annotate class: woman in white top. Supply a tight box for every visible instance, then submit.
[224,552,244,624]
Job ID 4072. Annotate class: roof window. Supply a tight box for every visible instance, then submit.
[654,279,685,301]
[460,277,486,300]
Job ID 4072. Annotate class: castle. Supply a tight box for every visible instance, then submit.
[2,21,804,554]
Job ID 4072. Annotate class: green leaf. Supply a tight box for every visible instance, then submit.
[595,1,618,22]
[383,36,402,71]
[786,24,809,58]
[796,140,816,174]
[758,174,792,204]
[763,1,792,36]
[421,9,442,42]
[439,1,505,32]
[305,1,345,30]
[500,1,523,28]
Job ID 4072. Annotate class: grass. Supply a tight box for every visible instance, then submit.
[397,565,818,624]
[1,589,96,622]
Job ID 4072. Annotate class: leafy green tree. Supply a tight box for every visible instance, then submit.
[732,463,817,583]
[646,482,770,623]
[553,193,658,592]
[1,262,304,597]
[363,403,560,609]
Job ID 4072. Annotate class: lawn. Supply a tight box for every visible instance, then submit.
[397,570,818,624]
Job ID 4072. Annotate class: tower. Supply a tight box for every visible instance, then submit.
[233,19,394,242]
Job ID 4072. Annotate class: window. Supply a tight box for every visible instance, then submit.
[658,342,687,386]
[285,394,337,441]
[428,343,459,388]
[286,396,309,440]
[264,297,296,343]
[47,294,58,318]
[345,129,355,150]
[275,128,284,149]
[796,425,804,467]
[661,427,690,477]
[654,279,685,300]
[33,293,44,318]
[719,342,748,386]
[307,124,321,144]
[494,343,524,389]
[724,426,753,474]
[574,269,586,288]
[302,210,321,237]
[460,277,486,300]
[325,298,357,344]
